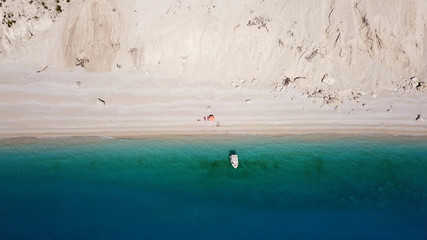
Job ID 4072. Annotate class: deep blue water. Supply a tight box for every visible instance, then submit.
[0,135,426,239]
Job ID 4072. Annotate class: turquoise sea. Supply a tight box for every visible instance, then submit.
[0,135,426,239]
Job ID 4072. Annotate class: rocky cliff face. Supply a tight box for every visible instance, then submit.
[1,0,426,99]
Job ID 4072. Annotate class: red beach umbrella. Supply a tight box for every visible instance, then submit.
[207,115,215,121]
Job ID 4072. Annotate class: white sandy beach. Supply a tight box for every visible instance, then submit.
[1,64,426,137]
[0,0,426,137]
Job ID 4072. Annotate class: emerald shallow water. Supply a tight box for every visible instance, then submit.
[0,135,426,239]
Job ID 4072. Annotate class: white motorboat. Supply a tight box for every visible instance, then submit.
[230,154,238,169]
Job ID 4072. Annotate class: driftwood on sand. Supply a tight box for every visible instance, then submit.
[36,65,48,73]
[97,98,106,105]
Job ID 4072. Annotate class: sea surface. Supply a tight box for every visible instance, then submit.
[0,135,426,240]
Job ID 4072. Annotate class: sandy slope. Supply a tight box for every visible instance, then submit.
[2,1,427,88]
[0,0,426,136]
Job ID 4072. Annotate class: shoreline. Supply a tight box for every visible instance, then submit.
[2,124,427,139]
